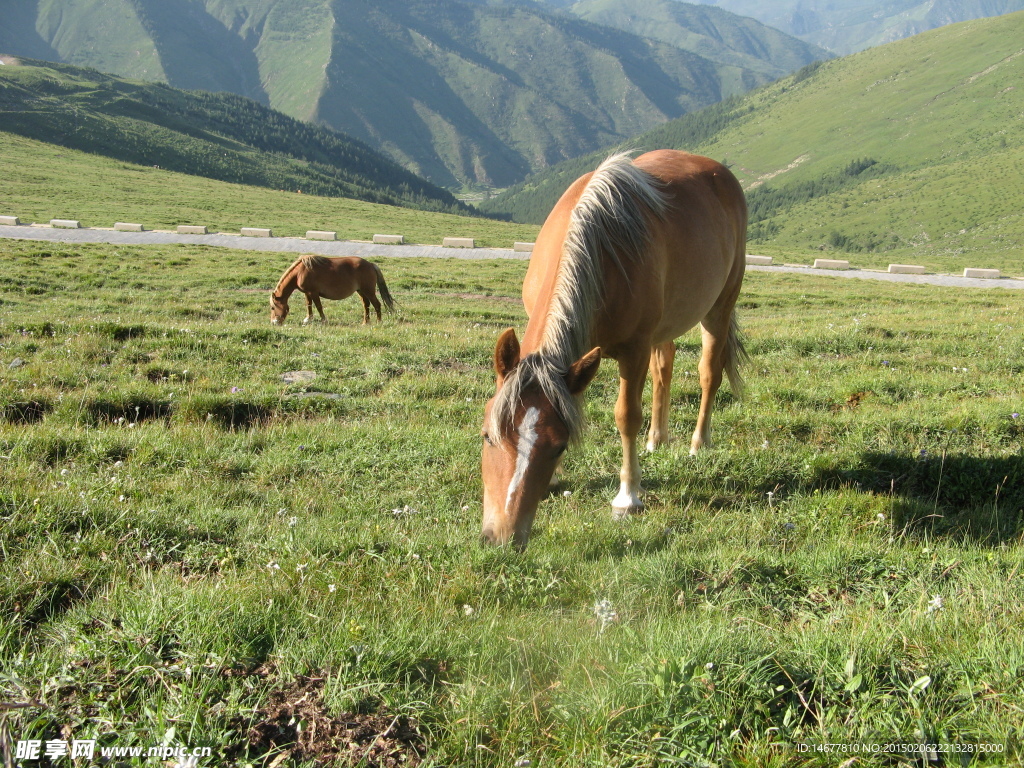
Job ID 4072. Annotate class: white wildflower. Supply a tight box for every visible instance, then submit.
[927,594,943,614]
[593,598,618,633]
[328,584,337,593]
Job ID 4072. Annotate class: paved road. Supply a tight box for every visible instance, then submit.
[3,224,1022,290]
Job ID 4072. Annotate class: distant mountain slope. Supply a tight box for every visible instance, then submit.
[0,59,469,214]
[691,0,1024,54]
[568,0,830,79]
[0,0,822,188]
[481,12,1024,266]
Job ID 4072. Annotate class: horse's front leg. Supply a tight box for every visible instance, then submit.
[312,295,327,322]
[302,292,315,324]
[612,351,649,519]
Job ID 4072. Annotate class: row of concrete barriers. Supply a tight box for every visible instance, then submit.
[0,215,537,252]
[0,215,1008,277]
[745,254,1004,280]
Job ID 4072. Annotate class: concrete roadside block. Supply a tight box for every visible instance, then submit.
[114,222,145,232]
[513,242,535,253]
[888,264,926,274]
[178,225,208,235]
[0,216,21,226]
[306,230,337,241]
[964,268,1000,279]
[241,227,273,238]
[746,255,773,266]
[373,234,404,244]
[51,219,81,229]
[813,258,850,270]
[443,237,474,248]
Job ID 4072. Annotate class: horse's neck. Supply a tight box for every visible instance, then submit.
[275,267,300,299]
[522,256,598,368]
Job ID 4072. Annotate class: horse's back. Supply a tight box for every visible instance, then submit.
[631,151,746,342]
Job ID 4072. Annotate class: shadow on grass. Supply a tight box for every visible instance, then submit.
[86,396,172,424]
[825,451,1024,544]
[1,399,52,424]
[582,447,1022,546]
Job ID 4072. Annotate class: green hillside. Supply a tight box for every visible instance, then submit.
[0,130,539,247]
[0,0,822,188]
[482,13,1024,272]
[0,58,468,215]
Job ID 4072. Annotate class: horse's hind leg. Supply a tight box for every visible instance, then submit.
[358,289,382,323]
[691,310,733,454]
[646,340,676,452]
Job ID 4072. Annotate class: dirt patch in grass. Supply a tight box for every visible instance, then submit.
[239,674,426,767]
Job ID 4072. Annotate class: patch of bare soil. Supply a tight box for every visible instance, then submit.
[240,675,426,767]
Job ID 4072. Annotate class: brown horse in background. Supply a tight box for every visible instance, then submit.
[270,255,395,325]
[480,150,748,548]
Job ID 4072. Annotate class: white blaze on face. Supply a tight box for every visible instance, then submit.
[505,406,540,512]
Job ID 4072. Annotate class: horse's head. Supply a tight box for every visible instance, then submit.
[269,292,289,324]
[480,328,601,549]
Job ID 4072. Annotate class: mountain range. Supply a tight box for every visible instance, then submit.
[0,0,824,188]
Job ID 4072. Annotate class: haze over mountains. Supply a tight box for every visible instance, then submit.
[0,0,824,188]
[695,0,1024,54]
[537,0,1024,55]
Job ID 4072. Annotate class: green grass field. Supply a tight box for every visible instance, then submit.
[1,238,1022,766]
[0,131,540,249]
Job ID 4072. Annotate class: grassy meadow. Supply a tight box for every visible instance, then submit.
[0,132,540,249]
[1,237,1023,766]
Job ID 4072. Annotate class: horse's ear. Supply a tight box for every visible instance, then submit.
[565,347,601,395]
[494,327,520,382]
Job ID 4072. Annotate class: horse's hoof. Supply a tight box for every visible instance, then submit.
[611,502,644,521]
[611,486,644,520]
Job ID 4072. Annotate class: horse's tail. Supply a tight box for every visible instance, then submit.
[724,311,749,401]
[371,262,396,313]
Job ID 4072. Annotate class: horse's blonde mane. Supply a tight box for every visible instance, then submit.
[490,152,668,440]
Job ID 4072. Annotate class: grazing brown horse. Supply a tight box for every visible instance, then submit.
[270,255,394,325]
[480,150,748,548]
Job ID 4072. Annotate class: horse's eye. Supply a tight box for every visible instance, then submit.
[482,432,494,446]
